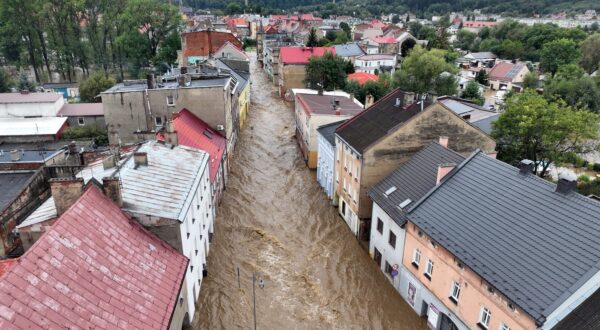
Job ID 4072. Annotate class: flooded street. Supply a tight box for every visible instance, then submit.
[196,53,426,330]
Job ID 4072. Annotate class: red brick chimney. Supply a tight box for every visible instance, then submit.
[436,163,456,185]
[102,177,123,207]
[49,178,85,216]
[438,136,449,148]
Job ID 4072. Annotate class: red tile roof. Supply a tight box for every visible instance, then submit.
[464,21,498,28]
[370,35,397,44]
[0,259,16,278]
[347,72,379,85]
[182,30,242,58]
[488,62,527,82]
[279,47,335,65]
[0,185,188,329]
[157,109,226,183]
[58,103,104,117]
[300,14,322,21]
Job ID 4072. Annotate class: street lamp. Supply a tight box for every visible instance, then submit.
[238,267,265,330]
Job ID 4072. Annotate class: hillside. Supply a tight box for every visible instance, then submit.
[184,0,600,16]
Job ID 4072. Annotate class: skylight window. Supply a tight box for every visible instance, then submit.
[383,186,397,197]
[399,199,412,209]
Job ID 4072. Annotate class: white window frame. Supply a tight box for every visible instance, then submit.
[499,323,510,330]
[425,259,434,279]
[77,117,85,126]
[166,95,175,106]
[450,281,460,302]
[412,248,421,266]
[479,307,492,329]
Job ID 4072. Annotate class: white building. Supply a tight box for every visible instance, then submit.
[0,92,65,117]
[354,54,397,75]
[316,120,346,203]
[367,141,465,295]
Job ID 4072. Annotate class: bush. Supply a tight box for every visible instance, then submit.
[577,178,600,196]
[61,125,108,145]
[594,163,600,172]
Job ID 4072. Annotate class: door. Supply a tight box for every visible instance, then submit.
[373,248,382,268]
[440,314,459,330]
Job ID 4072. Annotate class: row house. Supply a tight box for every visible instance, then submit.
[0,185,190,329]
[294,90,363,168]
[15,140,214,325]
[354,54,397,75]
[277,47,335,98]
[100,66,239,157]
[368,141,465,298]
[157,109,228,214]
[334,43,366,64]
[316,120,347,203]
[360,35,398,54]
[334,89,496,239]
[400,152,600,330]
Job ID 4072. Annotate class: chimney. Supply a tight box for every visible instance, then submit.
[403,91,416,105]
[146,74,156,89]
[102,177,123,207]
[102,155,117,170]
[517,159,535,174]
[395,97,402,107]
[438,136,449,148]
[556,172,577,194]
[10,150,20,161]
[163,121,179,146]
[49,177,84,216]
[365,94,374,109]
[436,163,456,185]
[317,88,324,96]
[487,152,498,159]
[68,141,77,154]
[134,152,148,167]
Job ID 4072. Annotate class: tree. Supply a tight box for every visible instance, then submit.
[498,39,524,60]
[339,22,351,38]
[225,2,241,15]
[544,64,600,113]
[0,68,13,92]
[461,80,484,105]
[333,31,349,45]
[540,38,581,76]
[306,28,318,47]
[17,72,36,92]
[580,33,600,74]
[325,30,337,42]
[475,70,489,85]
[304,52,348,91]
[522,71,539,89]
[154,31,181,67]
[393,46,458,96]
[79,72,116,103]
[454,30,476,51]
[405,13,410,22]
[391,15,400,24]
[492,91,600,177]
[431,15,451,50]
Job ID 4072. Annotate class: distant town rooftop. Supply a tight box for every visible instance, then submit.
[0,117,67,136]
[0,92,62,104]
[58,103,104,117]
[296,93,364,116]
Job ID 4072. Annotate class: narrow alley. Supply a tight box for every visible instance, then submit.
[195,53,426,330]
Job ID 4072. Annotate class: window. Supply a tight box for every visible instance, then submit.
[77,117,85,126]
[385,261,393,275]
[376,218,383,234]
[155,116,163,126]
[373,248,382,267]
[500,324,510,330]
[412,249,421,268]
[166,95,175,106]
[388,231,396,249]
[449,281,460,304]
[478,307,492,329]
[424,259,433,280]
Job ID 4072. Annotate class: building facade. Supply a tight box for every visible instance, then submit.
[316,120,346,203]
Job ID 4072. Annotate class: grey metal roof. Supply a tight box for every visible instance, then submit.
[103,76,230,93]
[466,52,497,60]
[0,172,35,211]
[368,142,465,227]
[215,59,248,91]
[78,141,209,221]
[316,120,347,147]
[334,43,365,58]
[471,113,500,135]
[408,151,600,323]
[0,149,64,163]
[17,196,56,228]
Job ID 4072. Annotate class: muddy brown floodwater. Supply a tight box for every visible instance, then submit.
[195,53,427,330]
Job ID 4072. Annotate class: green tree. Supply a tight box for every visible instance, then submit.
[325,30,337,42]
[154,31,181,66]
[492,90,600,177]
[339,22,351,38]
[79,72,116,103]
[225,2,241,15]
[540,38,581,76]
[475,70,489,85]
[306,28,318,47]
[333,31,349,45]
[391,15,400,24]
[454,30,476,51]
[17,72,36,91]
[522,71,539,89]
[304,52,348,91]
[431,15,451,49]
[498,39,524,60]
[544,64,600,113]
[580,33,600,74]
[393,46,458,96]
[0,68,13,92]
[461,80,484,105]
